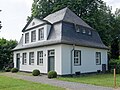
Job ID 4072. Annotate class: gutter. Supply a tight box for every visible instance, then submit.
[70,44,75,76]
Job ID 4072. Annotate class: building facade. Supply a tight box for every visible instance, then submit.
[13,7,108,75]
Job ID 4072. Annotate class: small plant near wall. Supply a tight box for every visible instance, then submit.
[5,67,11,72]
[48,71,57,79]
[32,69,40,76]
[11,68,19,73]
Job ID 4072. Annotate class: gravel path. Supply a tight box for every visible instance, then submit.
[0,72,114,90]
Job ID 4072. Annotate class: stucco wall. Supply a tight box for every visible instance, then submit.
[61,44,108,75]
[14,45,62,75]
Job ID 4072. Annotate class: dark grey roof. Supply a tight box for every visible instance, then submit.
[13,7,108,51]
[44,7,92,29]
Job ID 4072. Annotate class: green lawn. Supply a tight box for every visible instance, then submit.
[57,74,120,87]
[0,75,64,90]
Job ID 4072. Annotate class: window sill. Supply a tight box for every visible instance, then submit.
[96,64,101,65]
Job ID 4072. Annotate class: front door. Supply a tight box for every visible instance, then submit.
[48,50,55,72]
[16,53,20,69]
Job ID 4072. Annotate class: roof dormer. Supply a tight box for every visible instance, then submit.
[22,18,51,32]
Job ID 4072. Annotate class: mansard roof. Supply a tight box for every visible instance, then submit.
[13,7,108,51]
[44,7,92,29]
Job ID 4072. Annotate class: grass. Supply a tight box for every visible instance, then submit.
[0,75,64,90]
[57,74,120,87]
[17,72,32,76]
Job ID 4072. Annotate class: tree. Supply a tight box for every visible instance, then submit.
[0,38,17,70]
[110,9,120,59]
[0,10,2,29]
[0,21,2,29]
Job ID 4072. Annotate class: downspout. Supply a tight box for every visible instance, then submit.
[71,44,75,76]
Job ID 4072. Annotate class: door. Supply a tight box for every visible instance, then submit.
[48,50,55,72]
[102,64,106,73]
[16,53,20,69]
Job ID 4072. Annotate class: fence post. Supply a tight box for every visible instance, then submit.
[114,68,116,88]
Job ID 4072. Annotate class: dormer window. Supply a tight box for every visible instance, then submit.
[82,29,86,34]
[31,30,36,42]
[88,30,92,35]
[25,33,29,43]
[75,24,80,32]
[38,28,44,40]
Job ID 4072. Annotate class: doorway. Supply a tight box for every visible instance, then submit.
[16,53,20,69]
[48,50,55,72]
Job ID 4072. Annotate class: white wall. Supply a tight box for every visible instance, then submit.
[23,19,51,45]
[26,18,45,30]
[14,45,62,75]
[61,44,108,75]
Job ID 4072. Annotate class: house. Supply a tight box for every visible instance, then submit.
[13,7,108,75]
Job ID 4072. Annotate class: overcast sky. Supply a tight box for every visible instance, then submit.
[0,0,120,41]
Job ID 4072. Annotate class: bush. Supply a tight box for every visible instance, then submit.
[32,69,40,76]
[48,71,57,78]
[109,59,120,74]
[5,67,11,72]
[11,68,19,73]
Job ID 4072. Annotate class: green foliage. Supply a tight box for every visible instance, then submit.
[32,69,40,76]
[109,59,120,74]
[0,38,17,70]
[5,67,11,72]
[111,38,119,59]
[11,68,19,73]
[48,71,57,78]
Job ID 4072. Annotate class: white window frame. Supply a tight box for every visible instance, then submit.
[25,33,29,43]
[22,53,27,65]
[29,52,34,65]
[96,52,101,65]
[75,24,80,32]
[88,30,92,35]
[31,30,36,42]
[37,51,43,65]
[74,50,81,66]
[82,29,86,34]
[38,28,44,40]
[48,50,55,57]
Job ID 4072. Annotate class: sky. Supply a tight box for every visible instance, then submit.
[0,0,120,41]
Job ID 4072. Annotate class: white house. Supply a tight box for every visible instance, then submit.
[13,7,108,75]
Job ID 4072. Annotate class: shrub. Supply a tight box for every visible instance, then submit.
[48,71,57,78]
[11,68,19,73]
[32,69,40,76]
[5,67,11,72]
[109,59,120,74]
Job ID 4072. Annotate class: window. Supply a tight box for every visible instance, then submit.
[29,52,34,65]
[82,29,86,34]
[22,53,27,65]
[32,22,35,26]
[25,33,29,43]
[74,50,81,66]
[96,52,101,65]
[48,50,55,56]
[88,30,92,35]
[37,51,43,65]
[31,30,36,42]
[38,28,44,40]
[75,24,80,32]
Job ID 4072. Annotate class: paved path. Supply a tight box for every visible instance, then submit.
[0,73,114,90]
